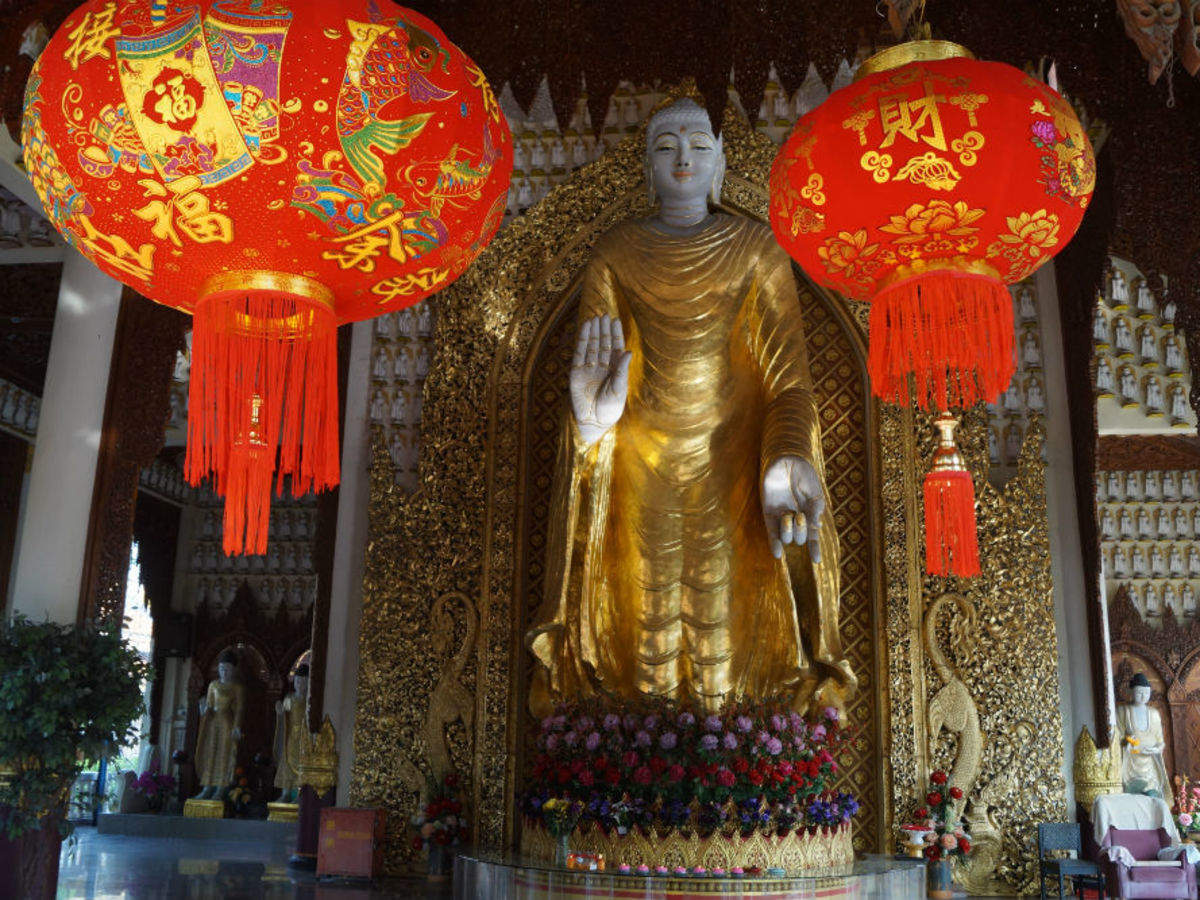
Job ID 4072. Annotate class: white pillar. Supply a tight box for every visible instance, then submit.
[1037,262,1095,812]
[10,250,122,623]
[322,320,373,795]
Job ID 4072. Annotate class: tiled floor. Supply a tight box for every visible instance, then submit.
[57,828,451,899]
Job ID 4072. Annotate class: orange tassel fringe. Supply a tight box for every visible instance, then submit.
[923,468,981,577]
[185,295,339,556]
[868,271,1015,410]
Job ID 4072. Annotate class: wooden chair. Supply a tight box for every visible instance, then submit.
[1039,822,1105,899]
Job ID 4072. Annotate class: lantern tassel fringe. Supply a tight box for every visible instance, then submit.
[868,272,1015,410]
[923,468,981,577]
[185,295,339,556]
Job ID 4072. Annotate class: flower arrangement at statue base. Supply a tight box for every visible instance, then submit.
[903,770,971,900]
[520,698,857,872]
[1174,774,1200,842]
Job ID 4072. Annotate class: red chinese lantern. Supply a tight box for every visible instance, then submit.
[23,0,511,554]
[769,41,1095,576]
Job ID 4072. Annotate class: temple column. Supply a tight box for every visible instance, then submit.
[1037,262,1095,812]
[9,250,121,624]
[320,319,373,792]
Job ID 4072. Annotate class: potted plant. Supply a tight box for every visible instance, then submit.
[910,770,972,899]
[0,615,147,899]
[131,761,176,813]
[410,772,467,881]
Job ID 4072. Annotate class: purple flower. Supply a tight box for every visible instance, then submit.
[757,730,770,745]
[722,732,739,750]
[812,724,827,741]
[678,712,696,728]
[643,715,659,730]
[700,734,719,751]
[603,714,621,731]
[659,731,678,750]
[703,715,722,732]
[564,730,579,747]
[635,730,652,748]
[541,717,555,732]
[771,714,788,732]
[552,714,567,730]
[585,731,602,751]
[790,712,806,732]
[822,706,839,723]
[766,737,783,756]
[735,715,753,733]
[1031,119,1058,146]
[546,734,559,751]
[577,716,594,732]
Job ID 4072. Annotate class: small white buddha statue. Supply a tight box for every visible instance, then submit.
[1170,545,1186,576]
[1146,378,1166,414]
[1184,583,1197,616]
[417,303,434,336]
[1109,471,1126,500]
[1127,472,1143,501]
[1101,508,1117,540]
[370,389,387,423]
[1119,507,1136,539]
[1164,335,1184,373]
[1163,471,1181,501]
[390,388,408,422]
[1190,545,1200,576]
[1096,359,1115,396]
[1171,386,1190,423]
[372,347,390,379]
[1004,423,1023,462]
[1117,673,1172,804]
[1133,545,1150,577]
[1157,508,1174,539]
[1151,545,1166,577]
[1145,583,1161,615]
[1110,267,1129,306]
[1137,508,1154,538]
[1002,382,1023,414]
[1018,286,1038,322]
[374,313,392,337]
[1164,583,1180,615]
[1113,545,1131,577]
[1145,471,1162,500]
[1175,507,1191,537]
[1115,318,1135,355]
[1185,471,1199,499]
[1163,300,1178,327]
[1119,366,1138,404]
[1140,327,1159,366]
[1136,280,1157,318]
[988,427,1001,464]
[1027,376,1046,412]
[1097,473,1108,502]
[1022,330,1042,368]
[1093,306,1110,345]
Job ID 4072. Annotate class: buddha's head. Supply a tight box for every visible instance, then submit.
[1130,671,1152,705]
[217,649,239,684]
[293,663,310,698]
[645,98,725,207]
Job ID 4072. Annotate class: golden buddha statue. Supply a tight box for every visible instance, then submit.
[192,648,246,799]
[273,662,309,803]
[526,98,854,717]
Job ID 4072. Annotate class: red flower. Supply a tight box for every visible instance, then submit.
[732,758,750,774]
[930,771,948,785]
[915,806,929,819]
[578,770,594,787]
[622,751,638,768]
[667,764,685,782]
[927,792,942,807]
[749,771,764,786]
[570,759,585,775]
[633,766,653,785]
[949,786,963,800]
[924,845,940,861]
[959,838,972,855]
[604,768,621,785]
[716,768,736,787]
[556,766,571,784]
[594,756,609,772]
[807,760,821,777]
[648,756,667,775]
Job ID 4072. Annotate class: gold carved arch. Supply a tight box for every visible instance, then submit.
[353,97,1069,891]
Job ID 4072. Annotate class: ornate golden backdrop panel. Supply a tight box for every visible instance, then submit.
[513,263,883,853]
[351,92,1068,889]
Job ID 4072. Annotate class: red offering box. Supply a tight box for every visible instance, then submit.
[317,808,386,879]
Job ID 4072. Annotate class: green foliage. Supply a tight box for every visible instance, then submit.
[0,615,148,839]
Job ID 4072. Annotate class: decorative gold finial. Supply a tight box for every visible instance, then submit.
[298,715,339,796]
[1073,726,1122,810]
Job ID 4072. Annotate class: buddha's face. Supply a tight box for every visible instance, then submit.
[1132,685,1151,705]
[218,662,234,683]
[646,101,723,206]
[294,674,309,697]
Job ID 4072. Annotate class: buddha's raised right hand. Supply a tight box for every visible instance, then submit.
[570,314,632,448]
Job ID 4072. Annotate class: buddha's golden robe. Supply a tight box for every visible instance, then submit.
[527,215,854,715]
[195,679,244,787]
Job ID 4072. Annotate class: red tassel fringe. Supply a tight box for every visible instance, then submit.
[868,272,1015,410]
[185,295,339,556]
[923,468,981,577]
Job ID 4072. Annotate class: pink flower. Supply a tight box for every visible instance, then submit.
[736,715,754,733]
[585,732,601,752]
[1181,813,1195,828]
[822,706,839,722]
[1031,119,1058,145]
[940,833,958,850]
[722,732,739,750]
[716,768,736,787]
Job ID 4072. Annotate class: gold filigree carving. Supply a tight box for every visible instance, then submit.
[298,715,338,795]
[420,591,477,780]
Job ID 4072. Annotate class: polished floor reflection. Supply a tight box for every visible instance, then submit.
[58,827,452,899]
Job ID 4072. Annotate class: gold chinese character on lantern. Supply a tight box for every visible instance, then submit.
[878,80,947,151]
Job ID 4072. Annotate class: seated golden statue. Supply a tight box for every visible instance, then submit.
[526,97,855,717]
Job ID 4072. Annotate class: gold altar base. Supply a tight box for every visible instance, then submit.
[520,821,853,872]
[182,798,228,819]
[267,801,299,823]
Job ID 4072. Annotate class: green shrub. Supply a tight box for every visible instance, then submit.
[0,615,148,839]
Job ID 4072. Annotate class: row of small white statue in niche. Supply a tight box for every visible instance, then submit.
[1095,315,1187,369]
[372,303,435,339]
[190,540,314,574]
[1118,580,1200,619]
[1097,365,1190,418]
[371,343,432,382]
[1099,470,1200,502]
[197,507,316,541]
[1102,505,1200,541]
[190,577,316,610]
[1103,268,1173,321]
[1103,542,1200,578]
[369,386,425,425]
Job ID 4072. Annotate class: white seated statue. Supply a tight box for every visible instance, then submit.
[1184,583,1198,617]
[1022,330,1041,368]
[1110,267,1129,306]
[1114,318,1135,355]
[1158,509,1174,539]
[1027,376,1045,412]
[1164,335,1184,373]
[1113,545,1131,578]
[1190,544,1200,576]
[1096,359,1114,395]
[1093,305,1110,345]
[1163,470,1181,501]
[1145,471,1162,499]
[1146,378,1166,414]
[1126,472,1143,500]
[1175,507,1191,538]
[1137,507,1154,538]
[1140,326,1159,365]
[1170,386,1190,422]
[1144,583,1161,615]
[1136,280,1157,318]
[1164,582,1180,616]
[1133,545,1150,577]
[1151,545,1166,577]
[1119,366,1138,404]
[1116,673,1173,805]
[1100,508,1116,540]
[1119,507,1135,539]
[1108,471,1125,500]
[1018,286,1037,322]
[1184,470,1199,499]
